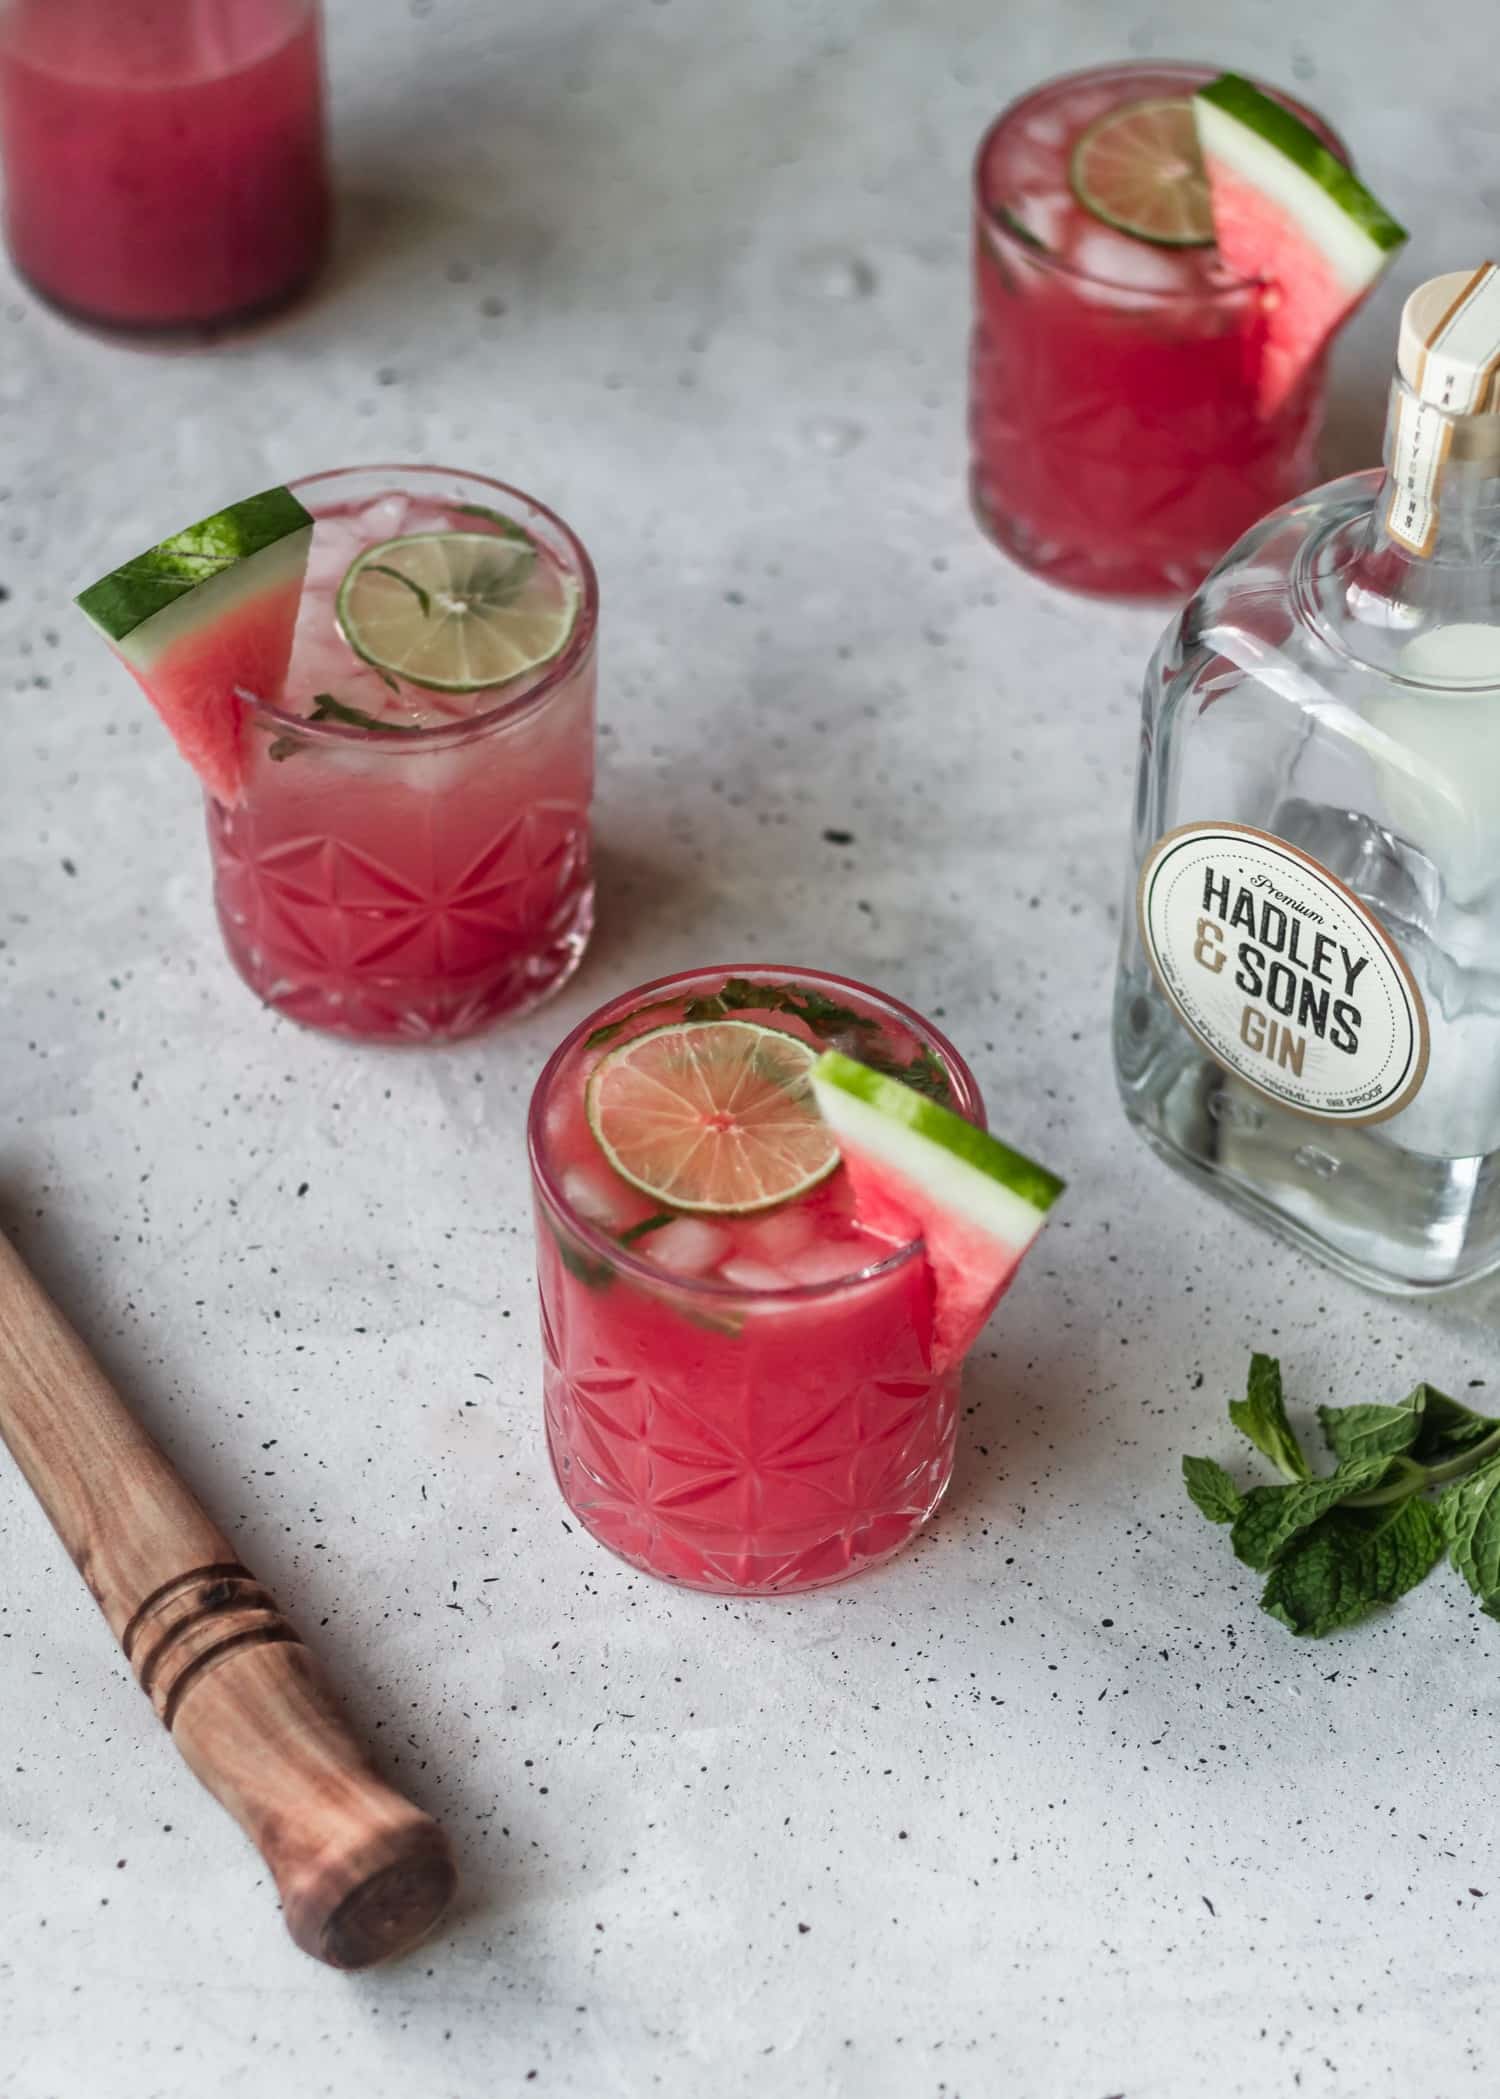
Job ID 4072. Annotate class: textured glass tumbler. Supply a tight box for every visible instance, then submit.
[969,62,1338,598]
[208,466,599,1043]
[529,966,986,1596]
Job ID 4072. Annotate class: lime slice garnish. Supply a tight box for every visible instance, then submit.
[585,1022,841,1216]
[1069,96,1214,248]
[335,527,579,694]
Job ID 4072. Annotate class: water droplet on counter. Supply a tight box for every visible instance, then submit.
[787,248,878,302]
[802,415,864,457]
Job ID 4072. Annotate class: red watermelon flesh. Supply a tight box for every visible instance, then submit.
[75,486,315,808]
[835,1140,1027,1376]
[809,1052,1062,1380]
[1194,75,1407,417]
[111,569,305,807]
[1204,164,1359,415]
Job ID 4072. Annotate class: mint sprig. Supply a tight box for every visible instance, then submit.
[267,691,421,761]
[1229,1354,1311,1481]
[1185,1355,1500,1636]
[583,977,952,1103]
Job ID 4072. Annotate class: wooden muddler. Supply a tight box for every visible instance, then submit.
[0,1230,457,1968]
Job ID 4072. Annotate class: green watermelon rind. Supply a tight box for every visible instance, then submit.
[75,486,315,647]
[810,1050,1064,1249]
[1194,74,1407,283]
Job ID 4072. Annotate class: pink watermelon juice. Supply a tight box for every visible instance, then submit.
[0,0,328,330]
[208,467,598,1041]
[529,968,985,1596]
[970,63,1341,598]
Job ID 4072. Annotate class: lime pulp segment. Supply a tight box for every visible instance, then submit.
[585,1021,842,1215]
[1068,96,1215,248]
[336,527,580,694]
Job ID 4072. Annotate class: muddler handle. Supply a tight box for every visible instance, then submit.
[0,1229,457,1968]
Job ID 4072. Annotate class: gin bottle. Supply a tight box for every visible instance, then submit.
[1114,267,1500,1293]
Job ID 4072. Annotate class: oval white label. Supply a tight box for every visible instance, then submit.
[1138,824,1429,1125]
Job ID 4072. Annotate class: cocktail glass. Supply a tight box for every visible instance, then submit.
[208,466,598,1042]
[0,0,330,331]
[528,967,986,1596]
[970,62,1344,598]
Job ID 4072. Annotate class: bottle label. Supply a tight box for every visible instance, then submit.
[1138,824,1429,1125]
[1387,261,1500,556]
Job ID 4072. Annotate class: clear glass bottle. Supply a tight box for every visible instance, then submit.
[1114,267,1500,1294]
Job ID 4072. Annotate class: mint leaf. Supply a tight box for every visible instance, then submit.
[1183,1455,1242,1525]
[1440,1454,1500,1617]
[544,1214,613,1289]
[454,506,536,597]
[584,979,952,1102]
[362,563,431,616]
[992,203,1050,253]
[1319,1393,1426,1464]
[456,503,535,546]
[584,998,678,1050]
[1261,1498,1445,1636]
[1412,1386,1499,1461]
[617,1212,675,1246]
[1230,1455,1392,1572]
[309,692,419,734]
[1229,1354,1311,1482]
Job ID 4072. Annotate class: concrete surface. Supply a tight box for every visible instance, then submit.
[2,3,1497,2095]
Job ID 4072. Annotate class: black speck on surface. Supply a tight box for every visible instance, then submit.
[822,827,854,846]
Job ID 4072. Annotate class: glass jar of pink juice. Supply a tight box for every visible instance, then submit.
[0,0,330,331]
[529,967,986,1597]
[209,466,598,1042]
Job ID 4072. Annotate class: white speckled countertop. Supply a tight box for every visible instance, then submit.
[3,3,1497,2094]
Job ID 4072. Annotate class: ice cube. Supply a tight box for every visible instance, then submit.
[355,492,412,542]
[738,1209,816,1262]
[780,1239,883,1287]
[561,1164,630,1230]
[1012,188,1075,254]
[401,502,469,538]
[303,517,367,591]
[717,1257,792,1293]
[1067,227,1193,296]
[644,1218,733,1276]
[1018,108,1069,153]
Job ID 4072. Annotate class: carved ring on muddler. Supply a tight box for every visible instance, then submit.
[0,1229,457,1969]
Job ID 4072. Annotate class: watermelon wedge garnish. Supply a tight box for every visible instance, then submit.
[1193,74,1406,415]
[75,487,314,807]
[809,1051,1064,1373]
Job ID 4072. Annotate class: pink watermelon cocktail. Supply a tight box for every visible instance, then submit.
[530,968,992,1596]
[206,468,599,1041]
[970,63,1359,598]
[76,467,599,1042]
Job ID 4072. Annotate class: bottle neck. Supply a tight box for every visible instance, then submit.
[1365,373,1500,582]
